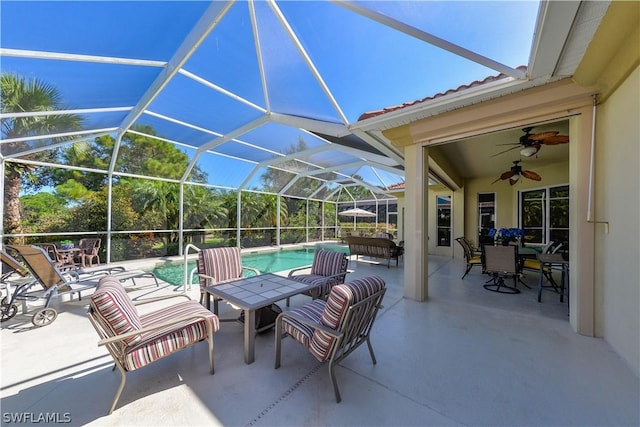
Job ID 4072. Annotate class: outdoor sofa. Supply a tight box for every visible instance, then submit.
[344,236,403,268]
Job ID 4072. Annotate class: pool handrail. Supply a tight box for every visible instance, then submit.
[182,243,202,293]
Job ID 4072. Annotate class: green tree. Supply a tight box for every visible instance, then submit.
[1,73,83,242]
[20,192,69,233]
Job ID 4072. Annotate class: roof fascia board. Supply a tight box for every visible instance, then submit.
[408,78,595,145]
[528,0,582,79]
[267,0,349,125]
[333,1,526,80]
[0,48,165,67]
[352,77,551,132]
[116,1,234,139]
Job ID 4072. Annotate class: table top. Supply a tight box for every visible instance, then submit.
[537,253,569,264]
[204,273,317,310]
[518,246,542,255]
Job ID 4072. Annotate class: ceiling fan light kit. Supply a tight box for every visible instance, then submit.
[520,145,540,157]
[493,160,541,185]
[492,127,569,158]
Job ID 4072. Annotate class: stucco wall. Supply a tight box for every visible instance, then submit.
[462,161,570,251]
[594,65,639,376]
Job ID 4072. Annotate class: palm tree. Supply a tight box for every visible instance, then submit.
[1,73,83,242]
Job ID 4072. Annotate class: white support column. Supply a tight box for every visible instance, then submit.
[403,144,429,301]
[569,109,595,336]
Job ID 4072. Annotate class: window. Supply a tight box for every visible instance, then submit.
[478,193,496,244]
[436,195,451,247]
[519,185,569,245]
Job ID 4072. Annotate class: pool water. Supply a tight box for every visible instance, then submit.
[152,246,349,286]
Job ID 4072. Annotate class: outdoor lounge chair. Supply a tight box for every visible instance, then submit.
[2,245,159,326]
[286,249,349,306]
[1,251,33,309]
[275,275,386,403]
[88,275,220,414]
[193,246,260,315]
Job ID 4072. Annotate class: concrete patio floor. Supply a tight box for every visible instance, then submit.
[1,254,638,426]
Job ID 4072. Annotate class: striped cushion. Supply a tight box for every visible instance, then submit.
[310,249,347,278]
[289,274,337,299]
[123,301,219,371]
[309,276,385,361]
[282,299,326,349]
[90,276,142,346]
[197,247,242,286]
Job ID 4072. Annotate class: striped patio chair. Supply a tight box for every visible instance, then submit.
[195,247,260,315]
[286,249,349,306]
[88,275,219,414]
[275,275,386,403]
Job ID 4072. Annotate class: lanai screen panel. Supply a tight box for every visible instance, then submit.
[181,1,266,109]
[190,150,257,189]
[0,0,546,201]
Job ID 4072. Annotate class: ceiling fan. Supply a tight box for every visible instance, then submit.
[492,127,569,157]
[492,160,541,185]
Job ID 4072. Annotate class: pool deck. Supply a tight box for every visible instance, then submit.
[1,251,638,426]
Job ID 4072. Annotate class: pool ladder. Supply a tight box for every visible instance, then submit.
[182,243,201,293]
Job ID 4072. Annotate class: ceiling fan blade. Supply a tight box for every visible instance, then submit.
[529,131,559,141]
[509,178,518,186]
[490,146,521,157]
[501,171,516,180]
[522,170,542,181]
[495,142,521,146]
[541,135,569,145]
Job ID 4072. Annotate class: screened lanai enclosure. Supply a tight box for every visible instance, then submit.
[1,1,541,261]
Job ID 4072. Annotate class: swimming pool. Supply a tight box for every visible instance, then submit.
[152,246,349,286]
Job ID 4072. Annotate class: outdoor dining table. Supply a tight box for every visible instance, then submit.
[203,273,320,364]
[537,253,569,304]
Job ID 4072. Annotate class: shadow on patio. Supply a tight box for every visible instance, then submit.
[1,255,638,426]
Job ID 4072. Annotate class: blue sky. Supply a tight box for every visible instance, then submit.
[1,1,540,193]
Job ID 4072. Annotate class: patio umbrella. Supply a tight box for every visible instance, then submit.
[339,208,376,218]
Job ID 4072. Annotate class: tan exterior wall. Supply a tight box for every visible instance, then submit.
[462,161,570,250]
[386,1,638,375]
[594,65,639,376]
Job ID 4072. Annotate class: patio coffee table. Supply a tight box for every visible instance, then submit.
[203,273,319,364]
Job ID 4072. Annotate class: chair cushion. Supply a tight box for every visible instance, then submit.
[282,299,326,349]
[469,255,482,264]
[90,276,142,346]
[290,274,338,298]
[123,300,219,371]
[309,276,385,361]
[197,247,242,286]
[310,250,346,277]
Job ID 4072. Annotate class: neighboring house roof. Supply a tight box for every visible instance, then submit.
[357,66,528,121]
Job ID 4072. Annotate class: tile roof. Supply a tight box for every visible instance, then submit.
[357,66,528,121]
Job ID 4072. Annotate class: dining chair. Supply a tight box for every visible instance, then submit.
[455,237,483,279]
[78,238,101,267]
[483,245,521,294]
